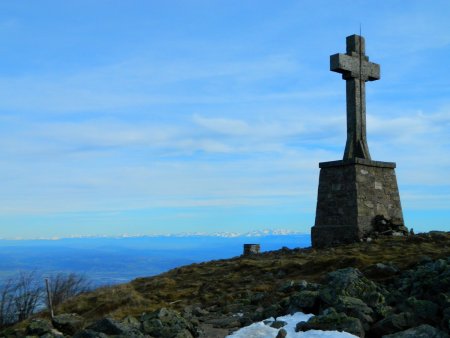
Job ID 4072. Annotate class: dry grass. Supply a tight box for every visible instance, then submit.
[53,232,450,323]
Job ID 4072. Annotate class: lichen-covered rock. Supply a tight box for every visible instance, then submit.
[270,320,287,329]
[86,317,130,335]
[52,313,85,335]
[395,258,450,302]
[403,297,439,323]
[363,262,399,279]
[334,296,374,329]
[320,268,386,308]
[287,290,320,314]
[141,307,198,338]
[382,324,449,338]
[296,308,365,337]
[26,318,54,336]
[370,312,416,336]
[73,329,109,338]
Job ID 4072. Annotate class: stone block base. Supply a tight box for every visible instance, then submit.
[311,225,361,248]
[311,158,404,248]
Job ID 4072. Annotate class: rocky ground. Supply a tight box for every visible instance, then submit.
[1,231,450,338]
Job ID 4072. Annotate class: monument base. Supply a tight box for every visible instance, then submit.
[311,158,404,248]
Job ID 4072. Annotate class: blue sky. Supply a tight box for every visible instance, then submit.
[0,1,449,239]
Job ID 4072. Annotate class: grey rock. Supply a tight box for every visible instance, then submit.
[382,324,449,338]
[73,329,109,338]
[141,307,197,338]
[288,290,320,314]
[363,262,399,278]
[276,328,287,338]
[122,315,141,329]
[270,320,287,329]
[334,296,374,329]
[26,319,54,336]
[403,297,439,323]
[371,312,416,336]
[86,317,129,335]
[52,313,85,335]
[320,268,386,310]
[296,308,365,337]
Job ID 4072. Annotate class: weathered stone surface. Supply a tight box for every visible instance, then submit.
[382,324,449,338]
[320,268,384,306]
[26,319,54,336]
[333,296,374,329]
[370,312,416,336]
[296,308,365,337]
[363,262,399,279]
[141,307,198,338]
[243,244,260,255]
[86,317,130,335]
[311,35,405,248]
[330,35,380,161]
[52,313,85,335]
[73,329,109,338]
[312,160,404,248]
[287,290,320,314]
[275,328,287,338]
[270,320,287,329]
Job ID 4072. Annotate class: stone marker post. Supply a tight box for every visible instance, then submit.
[243,244,260,255]
[311,35,405,248]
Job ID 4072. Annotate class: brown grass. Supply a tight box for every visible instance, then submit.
[52,232,450,323]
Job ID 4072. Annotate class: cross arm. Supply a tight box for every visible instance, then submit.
[330,53,380,81]
[330,53,354,74]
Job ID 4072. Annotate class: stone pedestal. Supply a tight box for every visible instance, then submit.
[311,158,404,248]
[243,244,260,255]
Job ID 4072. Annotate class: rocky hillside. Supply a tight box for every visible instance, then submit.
[2,231,450,337]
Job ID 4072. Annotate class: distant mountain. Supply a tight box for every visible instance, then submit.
[0,229,306,241]
[0,233,311,287]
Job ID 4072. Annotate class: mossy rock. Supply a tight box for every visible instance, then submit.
[296,308,365,337]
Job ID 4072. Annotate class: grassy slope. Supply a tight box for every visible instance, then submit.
[54,232,450,324]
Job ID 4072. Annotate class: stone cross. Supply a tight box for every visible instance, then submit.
[330,35,380,160]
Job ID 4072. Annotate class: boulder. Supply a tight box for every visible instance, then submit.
[86,317,130,335]
[296,308,365,337]
[270,320,287,329]
[403,297,439,324]
[287,290,320,314]
[320,268,386,312]
[276,328,287,338]
[26,319,54,336]
[370,312,416,336]
[52,313,85,335]
[73,329,109,338]
[443,307,450,331]
[141,307,198,338]
[334,296,374,329]
[382,324,449,338]
[363,262,399,279]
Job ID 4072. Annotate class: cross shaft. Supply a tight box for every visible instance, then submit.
[330,35,380,160]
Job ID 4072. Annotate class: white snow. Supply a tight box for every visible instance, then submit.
[226,312,358,338]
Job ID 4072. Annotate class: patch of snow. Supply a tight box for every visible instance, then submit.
[226,312,357,338]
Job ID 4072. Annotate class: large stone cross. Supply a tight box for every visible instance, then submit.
[330,35,380,160]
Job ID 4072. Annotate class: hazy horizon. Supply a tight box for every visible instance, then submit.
[1,1,449,239]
